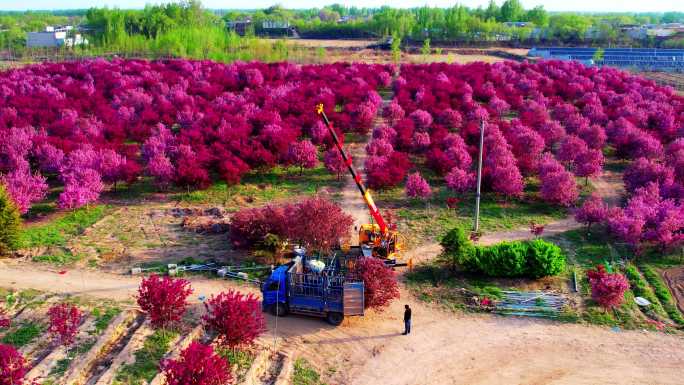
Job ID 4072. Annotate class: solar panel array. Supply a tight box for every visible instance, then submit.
[530,47,684,71]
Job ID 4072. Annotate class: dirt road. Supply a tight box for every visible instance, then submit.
[340,141,371,246]
[0,260,249,302]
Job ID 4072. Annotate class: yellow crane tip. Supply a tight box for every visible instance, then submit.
[316,103,324,114]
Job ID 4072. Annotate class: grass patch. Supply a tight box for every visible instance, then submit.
[551,228,631,267]
[114,329,178,385]
[92,307,122,334]
[1,321,43,347]
[176,165,343,206]
[388,186,567,242]
[49,339,97,378]
[20,205,109,248]
[293,358,327,385]
[581,290,643,329]
[405,263,504,312]
[32,249,82,265]
[25,202,57,218]
[639,264,684,325]
[624,264,669,320]
[218,348,256,383]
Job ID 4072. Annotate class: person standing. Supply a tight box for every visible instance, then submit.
[403,304,412,335]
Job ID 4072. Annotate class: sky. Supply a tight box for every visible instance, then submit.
[0,0,682,13]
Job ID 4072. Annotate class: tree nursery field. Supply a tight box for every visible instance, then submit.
[1,57,684,384]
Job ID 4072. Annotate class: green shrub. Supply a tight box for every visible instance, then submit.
[526,239,565,278]
[437,227,474,273]
[472,241,528,277]
[438,228,565,278]
[0,185,22,255]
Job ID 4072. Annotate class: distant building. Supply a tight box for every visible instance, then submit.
[27,26,87,48]
[503,22,531,28]
[260,20,296,37]
[621,23,684,40]
[227,19,252,36]
[262,20,290,30]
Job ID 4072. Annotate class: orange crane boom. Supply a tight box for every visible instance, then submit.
[316,104,388,235]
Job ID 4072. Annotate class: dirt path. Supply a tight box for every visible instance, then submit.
[477,217,582,246]
[591,167,625,207]
[663,267,684,314]
[0,260,249,302]
[340,141,371,245]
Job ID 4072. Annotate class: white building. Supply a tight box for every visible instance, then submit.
[26,26,88,48]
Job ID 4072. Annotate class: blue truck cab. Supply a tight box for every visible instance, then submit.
[261,254,364,326]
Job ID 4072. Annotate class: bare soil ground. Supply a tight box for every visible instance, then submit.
[477,217,582,246]
[591,163,626,207]
[663,266,684,314]
[639,71,684,93]
[322,48,509,64]
[0,259,244,302]
[284,39,376,48]
[60,202,239,272]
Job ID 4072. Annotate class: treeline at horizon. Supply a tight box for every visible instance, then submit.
[1,0,684,61]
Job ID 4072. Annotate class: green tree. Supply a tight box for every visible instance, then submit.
[421,38,431,56]
[390,33,401,63]
[0,184,22,256]
[500,0,524,22]
[525,6,548,27]
[484,0,500,21]
[593,47,605,61]
[438,227,474,273]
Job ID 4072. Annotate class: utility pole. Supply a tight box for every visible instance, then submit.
[474,119,485,233]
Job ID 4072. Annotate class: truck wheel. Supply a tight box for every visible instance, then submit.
[271,303,288,317]
[326,312,344,326]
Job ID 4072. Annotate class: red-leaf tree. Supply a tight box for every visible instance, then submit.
[573,149,604,183]
[137,274,193,329]
[228,204,290,248]
[286,196,354,252]
[202,290,265,349]
[355,257,400,311]
[161,341,232,385]
[365,152,411,190]
[574,193,608,234]
[405,172,432,200]
[445,167,475,193]
[557,135,588,164]
[0,166,48,214]
[0,343,28,385]
[323,149,346,180]
[47,303,82,346]
[287,140,319,175]
[586,265,629,310]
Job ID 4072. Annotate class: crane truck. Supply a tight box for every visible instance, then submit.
[261,248,364,325]
[315,103,404,266]
[261,103,405,325]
